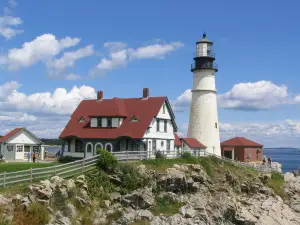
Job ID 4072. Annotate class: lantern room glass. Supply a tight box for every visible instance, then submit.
[196,43,213,57]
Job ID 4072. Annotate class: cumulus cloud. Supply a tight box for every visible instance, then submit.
[0,81,96,115]
[47,45,94,79]
[173,81,297,111]
[218,81,294,110]
[91,41,184,76]
[178,120,300,147]
[5,34,80,70]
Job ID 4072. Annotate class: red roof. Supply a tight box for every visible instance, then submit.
[221,137,263,147]
[60,97,176,139]
[0,128,22,142]
[174,133,182,146]
[181,138,206,149]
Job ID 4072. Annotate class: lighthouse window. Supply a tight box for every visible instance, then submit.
[215,122,218,129]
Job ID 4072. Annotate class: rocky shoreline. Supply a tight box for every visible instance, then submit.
[1,162,300,224]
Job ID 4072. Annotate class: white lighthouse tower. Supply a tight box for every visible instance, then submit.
[187,33,221,156]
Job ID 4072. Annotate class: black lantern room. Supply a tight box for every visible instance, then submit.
[191,33,218,72]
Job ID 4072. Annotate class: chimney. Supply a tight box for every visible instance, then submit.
[143,88,149,99]
[97,91,103,101]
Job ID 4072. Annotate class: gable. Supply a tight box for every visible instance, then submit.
[156,101,171,120]
[7,129,41,145]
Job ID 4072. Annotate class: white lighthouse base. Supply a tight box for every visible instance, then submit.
[187,90,221,156]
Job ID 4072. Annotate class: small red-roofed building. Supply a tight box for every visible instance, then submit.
[221,137,263,162]
[0,128,44,161]
[181,138,206,155]
[59,88,180,158]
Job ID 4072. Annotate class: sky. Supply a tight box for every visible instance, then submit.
[0,0,300,147]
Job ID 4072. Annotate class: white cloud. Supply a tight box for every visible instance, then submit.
[218,80,293,110]
[47,45,94,79]
[0,15,23,39]
[5,34,80,70]
[173,81,297,111]
[91,41,184,76]
[0,81,96,115]
[65,73,81,81]
[178,120,300,147]
[0,111,36,122]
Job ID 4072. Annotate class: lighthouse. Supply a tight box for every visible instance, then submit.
[187,33,221,156]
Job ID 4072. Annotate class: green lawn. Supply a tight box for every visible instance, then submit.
[0,162,59,173]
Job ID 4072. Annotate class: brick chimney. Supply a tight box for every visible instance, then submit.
[143,88,149,99]
[97,91,103,101]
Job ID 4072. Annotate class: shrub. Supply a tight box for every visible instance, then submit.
[152,196,184,216]
[13,202,50,225]
[268,171,286,199]
[155,151,165,160]
[181,151,193,159]
[118,164,148,193]
[96,149,117,172]
[58,155,77,163]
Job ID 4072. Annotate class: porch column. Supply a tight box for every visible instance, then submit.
[232,149,234,160]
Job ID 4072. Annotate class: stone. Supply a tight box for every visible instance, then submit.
[250,184,260,193]
[259,187,270,195]
[121,187,154,209]
[76,175,86,182]
[225,172,238,186]
[185,207,197,218]
[40,179,52,189]
[65,203,77,218]
[110,192,121,202]
[138,209,154,221]
[259,175,269,185]
[50,176,64,188]
[59,187,68,199]
[75,196,91,207]
[241,183,250,193]
[104,200,110,208]
[191,171,206,183]
[64,179,76,192]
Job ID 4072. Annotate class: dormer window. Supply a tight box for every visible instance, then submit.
[130,115,139,122]
[79,117,85,123]
[163,104,166,114]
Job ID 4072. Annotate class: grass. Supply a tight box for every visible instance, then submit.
[151,196,184,216]
[0,162,59,173]
[268,171,287,199]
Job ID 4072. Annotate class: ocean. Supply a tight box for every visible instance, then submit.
[46,146,61,153]
[263,148,300,173]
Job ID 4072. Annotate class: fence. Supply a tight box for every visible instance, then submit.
[0,149,280,188]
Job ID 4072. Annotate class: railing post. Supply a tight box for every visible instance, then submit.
[126,151,128,162]
[30,168,32,184]
[82,158,85,174]
[3,172,6,188]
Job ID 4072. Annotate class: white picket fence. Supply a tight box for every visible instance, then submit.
[0,150,280,188]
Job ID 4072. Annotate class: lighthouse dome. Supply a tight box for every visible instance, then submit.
[197,33,213,44]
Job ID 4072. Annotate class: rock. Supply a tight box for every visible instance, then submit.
[138,209,153,220]
[121,187,154,209]
[76,175,86,182]
[50,176,64,188]
[75,196,91,207]
[40,179,52,189]
[225,172,238,186]
[250,184,260,193]
[187,178,200,192]
[74,177,87,190]
[54,211,71,225]
[64,179,76,192]
[185,207,196,218]
[259,174,269,185]
[104,200,110,208]
[30,184,53,200]
[293,169,300,177]
[58,187,68,199]
[259,186,270,195]
[241,182,250,193]
[108,175,123,186]
[110,192,121,202]
[65,203,77,218]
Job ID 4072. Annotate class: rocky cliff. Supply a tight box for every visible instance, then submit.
[1,158,300,225]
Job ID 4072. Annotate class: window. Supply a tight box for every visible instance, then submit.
[86,143,92,153]
[67,140,71,152]
[215,122,218,129]
[161,141,164,147]
[130,116,139,122]
[156,120,160,132]
[7,145,13,152]
[98,118,102,127]
[152,140,156,151]
[163,104,166,114]
[79,116,85,123]
[33,146,39,153]
[16,145,23,152]
[107,118,112,127]
[75,140,84,152]
[167,140,170,152]
[164,120,167,132]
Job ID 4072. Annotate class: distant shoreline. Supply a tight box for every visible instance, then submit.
[263,147,300,150]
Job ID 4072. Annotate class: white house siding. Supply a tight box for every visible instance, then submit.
[143,101,176,158]
[8,131,40,145]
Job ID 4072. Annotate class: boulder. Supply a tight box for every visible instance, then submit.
[121,187,154,209]
[64,179,76,192]
[50,176,64,188]
[138,209,154,221]
[65,203,77,218]
[157,168,187,192]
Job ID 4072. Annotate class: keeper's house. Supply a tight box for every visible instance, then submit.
[0,128,44,161]
[59,88,205,158]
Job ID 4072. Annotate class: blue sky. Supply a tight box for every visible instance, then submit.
[0,0,300,147]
